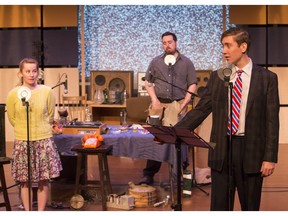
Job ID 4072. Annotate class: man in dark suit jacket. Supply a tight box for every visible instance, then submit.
[175,27,280,211]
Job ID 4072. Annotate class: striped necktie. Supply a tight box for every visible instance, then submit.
[228,70,243,135]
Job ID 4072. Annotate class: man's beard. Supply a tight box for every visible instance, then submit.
[165,49,176,55]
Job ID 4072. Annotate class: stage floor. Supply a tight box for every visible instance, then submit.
[1,143,288,211]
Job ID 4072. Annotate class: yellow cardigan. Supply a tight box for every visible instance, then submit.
[6,85,55,141]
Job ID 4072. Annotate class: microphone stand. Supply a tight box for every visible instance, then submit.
[22,98,32,211]
[227,81,234,211]
[51,81,65,90]
[51,81,66,119]
[173,136,183,211]
[221,66,234,210]
[169,65,175,100]
[151,76,198,99]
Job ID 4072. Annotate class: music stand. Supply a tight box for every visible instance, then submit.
[144,125,213,211]
[148,73,209,194]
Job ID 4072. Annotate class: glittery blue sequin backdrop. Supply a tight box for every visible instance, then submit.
[79,5,232,77]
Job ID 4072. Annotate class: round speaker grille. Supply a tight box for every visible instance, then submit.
[203,77,209,82]
[197,86,206,98]
[109,78,126,92]
[94,75,106,86]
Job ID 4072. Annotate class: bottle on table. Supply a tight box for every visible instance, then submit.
[120,109,127,126]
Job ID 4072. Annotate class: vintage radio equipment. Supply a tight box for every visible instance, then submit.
[196,70,211,98]
[90,70,133,102]
[137,72,148,96]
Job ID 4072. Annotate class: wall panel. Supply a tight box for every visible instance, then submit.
[268,27,288,65]
[268,67,288,105]
[0,68,21,103]
[269,67,288,143]
[0,6,78,67]
[230,5,266,25]
[0,5,78,28]
[0,5,40,28]
[0,28,78,67]
[0,29,40,66]
[279,108,288,144]
[230,5,288,25]
[268,6,288,24]
[43,28,78,66]
[244,26,266,65]
[43,5,78,27]
[239,26,288,66]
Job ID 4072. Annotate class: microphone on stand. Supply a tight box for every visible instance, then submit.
[17,86,31,106]
[164,54,176,97]
[164,54,176,66]
[217,62,233,87]
[64,74,68,94]
[21,97,26,106]
[223,67,232,87]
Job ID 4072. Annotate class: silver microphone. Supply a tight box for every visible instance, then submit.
[223,67,232,87]
[217,62,233,87]
[147,70,154,87]
[64,74,68,94]
[21,97,26,106]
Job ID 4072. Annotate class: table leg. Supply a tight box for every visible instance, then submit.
[74,153,83,195]
[98,154,107,210]
[103,154,112,194]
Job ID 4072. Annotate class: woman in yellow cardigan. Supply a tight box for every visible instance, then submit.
[6,58,62,211]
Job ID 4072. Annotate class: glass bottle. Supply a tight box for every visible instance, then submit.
[103,87,109,104]
[85,104,92,122]
[120,110,124,125]
[123,89,127,104]
[120,109,127,126]
[94,89,104,104]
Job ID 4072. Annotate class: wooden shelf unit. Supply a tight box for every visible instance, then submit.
[89,101,126,124]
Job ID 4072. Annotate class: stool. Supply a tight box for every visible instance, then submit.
[71,144,112,210]
[0,157,12,211]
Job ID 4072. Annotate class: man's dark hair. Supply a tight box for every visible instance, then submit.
[221,27,250,53]
[162,31,177,42]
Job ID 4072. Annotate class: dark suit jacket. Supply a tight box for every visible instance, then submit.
[176,64,280,173]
